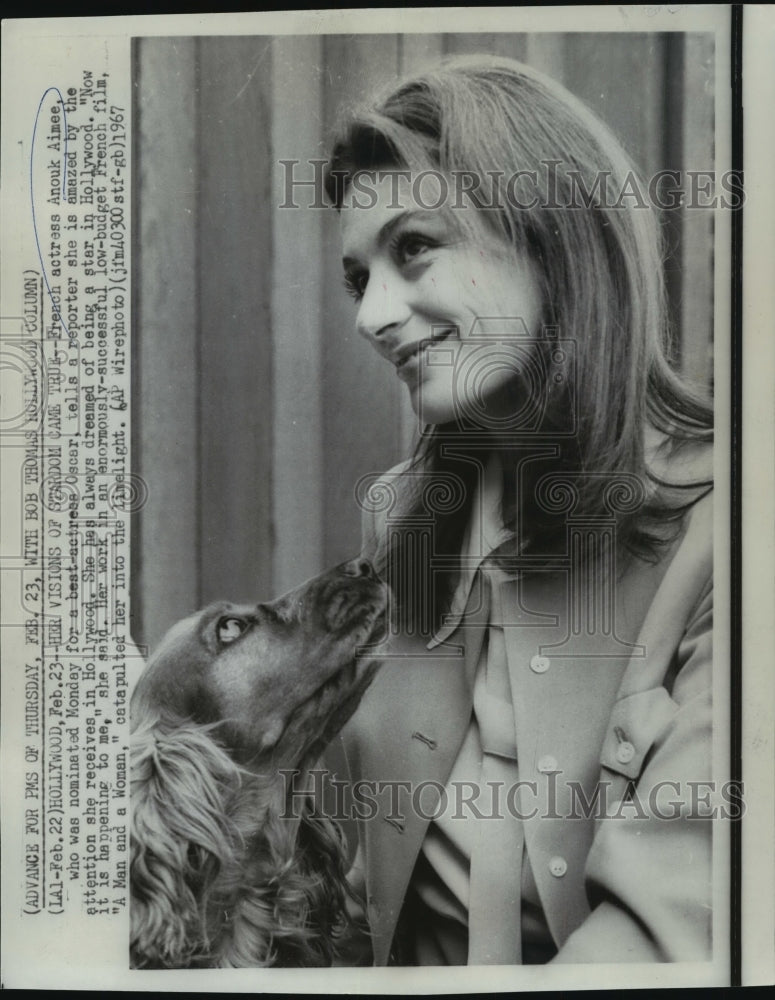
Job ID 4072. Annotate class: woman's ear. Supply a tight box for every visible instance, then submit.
[129,719,240,968]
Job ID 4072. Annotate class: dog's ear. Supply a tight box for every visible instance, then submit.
[129,718,241,968]
[259,716,286,752]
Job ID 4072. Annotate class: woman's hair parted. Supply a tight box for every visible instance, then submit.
[326,54,713,630]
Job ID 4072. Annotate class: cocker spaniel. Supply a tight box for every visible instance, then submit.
[130,558,387,969]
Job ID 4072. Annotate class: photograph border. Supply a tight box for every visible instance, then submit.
[1,5,771,991]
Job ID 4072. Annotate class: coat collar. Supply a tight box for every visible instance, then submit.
[428,451,515,649]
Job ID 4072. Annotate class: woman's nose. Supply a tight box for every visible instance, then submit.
[356,271,411,344]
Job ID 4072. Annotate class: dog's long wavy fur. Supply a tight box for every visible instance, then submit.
[130,712,353,968]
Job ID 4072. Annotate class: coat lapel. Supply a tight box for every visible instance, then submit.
[350,601,488,965]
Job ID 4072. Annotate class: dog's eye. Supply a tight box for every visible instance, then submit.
[217,617,248,644]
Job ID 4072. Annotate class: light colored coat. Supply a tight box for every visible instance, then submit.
[335,453,715,965]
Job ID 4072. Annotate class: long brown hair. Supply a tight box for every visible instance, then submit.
[326,55,713,631]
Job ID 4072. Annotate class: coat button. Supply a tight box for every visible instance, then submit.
[616,741,636,764]
[530,654,550,674]
[537,754,558,773]
[549,856,567,878]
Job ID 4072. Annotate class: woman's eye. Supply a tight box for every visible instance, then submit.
[217,617,248,644]
[392,231,435,264]
[341,231,435,302]
[343,269,368,301]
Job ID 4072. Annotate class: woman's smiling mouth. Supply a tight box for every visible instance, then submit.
[393,327,457,372]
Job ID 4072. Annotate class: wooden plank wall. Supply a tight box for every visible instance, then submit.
[132,32,715,650]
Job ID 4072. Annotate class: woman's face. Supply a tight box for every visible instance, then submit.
[340,172,544,428]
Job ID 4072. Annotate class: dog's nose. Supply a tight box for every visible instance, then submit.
[343,558,375,579]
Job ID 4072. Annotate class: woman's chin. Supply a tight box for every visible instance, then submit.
[407,383,457,428]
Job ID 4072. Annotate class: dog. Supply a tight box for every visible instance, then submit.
[130,558,387,969]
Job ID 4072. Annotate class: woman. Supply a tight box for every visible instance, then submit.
[325,55,714,966]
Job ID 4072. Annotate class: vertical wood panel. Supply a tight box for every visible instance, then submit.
[443,33,527,60]
[524,33,566,82]
[563,33,666,179]
[321,36,404,568]
[661,33,686,367]
[400,32,444,73]
[271,36,326,592]
[562,34,698,383]
[679,33,715,389]
[198,38,275,605]
[134,38,199,650]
